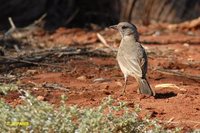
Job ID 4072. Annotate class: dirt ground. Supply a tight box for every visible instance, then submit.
[1,24,200,131]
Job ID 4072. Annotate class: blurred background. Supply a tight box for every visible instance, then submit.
[0,0,200,30]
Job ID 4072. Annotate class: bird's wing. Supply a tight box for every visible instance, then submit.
[123,54,143,78]
[137,42,147,76]
[121,43,147,78]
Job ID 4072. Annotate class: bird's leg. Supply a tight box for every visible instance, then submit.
[121,75,127,96]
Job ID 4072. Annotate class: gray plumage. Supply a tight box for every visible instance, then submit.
[110,22,154,96]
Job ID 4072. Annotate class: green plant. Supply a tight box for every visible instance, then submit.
[0,91,181,133]
[0,83,18,95]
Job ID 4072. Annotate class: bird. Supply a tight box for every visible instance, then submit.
[110,22,155,96]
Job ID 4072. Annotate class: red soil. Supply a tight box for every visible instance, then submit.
[1,25,200,131]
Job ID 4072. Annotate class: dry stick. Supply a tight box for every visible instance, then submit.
[32,13,46,26]
[159,119,200,126]
[156,68,200,80]
[8,17,16,29]
[0,47,111,69]
[5,17,16,37]
[0,48,83,64]
[13,45,21,52]
[0,47,74,64]
[27,81,68,91]
[141,40,200,45]
[0,56,67,69]
[22,13,47,32]
[4,17,21,53]
[0,76,16,80]
[4,14,46,40]
[97,33,118,52]
[64,9,79,26]
[168,16,200,30]
[158,117,200,128]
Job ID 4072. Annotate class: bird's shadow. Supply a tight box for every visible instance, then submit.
[154,92,177,99]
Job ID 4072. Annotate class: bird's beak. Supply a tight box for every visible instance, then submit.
[109,25,118,30]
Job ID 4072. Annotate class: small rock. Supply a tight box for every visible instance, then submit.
[187,56,194,61]
[77,75,87,81]
[93,78,111,83]
[183,43,189,47]
[33,87,39,90]
[37,96,44,101]
[152,31,161,36]
[26,70,37,75]
[174,49,180,53]
[187,31,194,36]
[115,81,123,87]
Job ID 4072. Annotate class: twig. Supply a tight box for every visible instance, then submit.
[141,40,200,45]
[5,17,17,36]
[97,33,118,52]
[164,120,200,124]
[0,56,67,68]
[0,75,16,81]
[4,14,46,41]
[0,47,112,71]
[23,13,46,31]
[168,16,200,30]
[8,17,16,29]
[13,45,20,52]
[154,83,180,90]
[166,117,174,123]
[156,68,200,81]
[93,78,111,83]
[64,9,79,26]
[159,119,200,127]
[0,47,112,64]
[33,13,46,26]
[26,81,69,91]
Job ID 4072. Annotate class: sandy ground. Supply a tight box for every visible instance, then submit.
[1,24,200,131]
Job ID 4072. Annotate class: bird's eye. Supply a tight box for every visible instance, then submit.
[122,26,128,29]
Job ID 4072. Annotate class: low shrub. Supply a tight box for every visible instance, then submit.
[0,90,181,133]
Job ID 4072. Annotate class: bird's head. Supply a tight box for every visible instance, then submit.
[110,22,139,41]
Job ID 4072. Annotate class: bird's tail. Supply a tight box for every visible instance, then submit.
[137,78,155,96]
